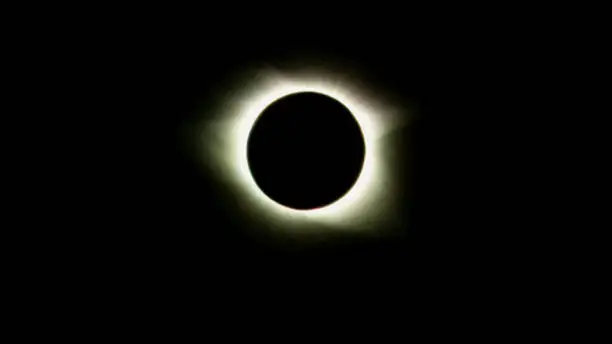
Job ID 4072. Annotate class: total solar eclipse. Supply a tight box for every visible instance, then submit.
[247,92,366,210]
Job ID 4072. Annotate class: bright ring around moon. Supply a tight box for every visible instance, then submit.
[202,70,402,233]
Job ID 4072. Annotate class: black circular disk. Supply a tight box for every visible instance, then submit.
[247,92,366,210]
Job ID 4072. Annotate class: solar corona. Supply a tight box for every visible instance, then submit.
[201,70,403,233]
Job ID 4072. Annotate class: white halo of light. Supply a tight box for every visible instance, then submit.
[202,70,403,233]
[236,83,376,218]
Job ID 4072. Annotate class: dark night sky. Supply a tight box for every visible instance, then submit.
[7,6,584,334]
[38,14,536,312]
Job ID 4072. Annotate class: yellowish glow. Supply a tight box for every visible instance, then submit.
[203,70,401,232]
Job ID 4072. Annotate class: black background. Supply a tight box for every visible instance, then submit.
[6,5,591,336]
[27,10,540,320]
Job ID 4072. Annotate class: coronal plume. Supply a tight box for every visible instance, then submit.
[198,63,409,236]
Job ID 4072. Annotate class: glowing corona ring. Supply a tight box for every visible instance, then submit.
[203,70,400,232]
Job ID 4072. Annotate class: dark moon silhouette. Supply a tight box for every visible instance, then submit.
[247,92,366,210]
